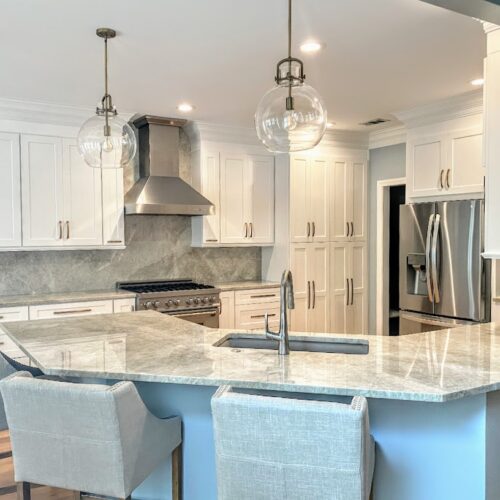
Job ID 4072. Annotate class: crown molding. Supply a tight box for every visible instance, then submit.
[368,124,407,149]
[483,21,500,34]
[394,90,483,129]
[0,97,134,127]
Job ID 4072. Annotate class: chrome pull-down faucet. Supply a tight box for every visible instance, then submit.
[265,270,295,355]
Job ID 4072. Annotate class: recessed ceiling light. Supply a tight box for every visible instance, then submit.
[177,103,194,112]
[300,41,323,54]
[470,78,484,86]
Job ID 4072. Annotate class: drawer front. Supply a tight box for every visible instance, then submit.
[0,306,29,323]
[235,288,280,306]
[29,300,113,320]
[113,298,136,313]
[0,333,26,359]
[235,303,280,331]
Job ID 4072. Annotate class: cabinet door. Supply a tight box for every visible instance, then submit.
[102,168,125,246]
[113,298,136,313]
[21,135,64,246]
[308,158,329,242]
[219,291,235,329]
[290,244,308,332]
[351,160,367,241]
[0,132,21,247]
[247,155,274,244]
[330,158,350,241]
[62,139,103,246]
[290,157,310,242]
[201,151,220,244]
[408,136,445,198]
[448,128,484,195]
[307,244,329,332]
[347,243,368,334]
[220,154,247,244]
[330,243,349,333]
[29,300,113,320]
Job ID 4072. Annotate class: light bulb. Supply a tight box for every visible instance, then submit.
[102,136,114,153]
[283,109,298,131]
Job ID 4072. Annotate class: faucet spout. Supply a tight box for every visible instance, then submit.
[265,270,295,355]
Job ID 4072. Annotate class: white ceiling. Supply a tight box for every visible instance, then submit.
[0,0,486,130]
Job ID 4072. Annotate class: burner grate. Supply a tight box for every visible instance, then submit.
[118,281,214,294]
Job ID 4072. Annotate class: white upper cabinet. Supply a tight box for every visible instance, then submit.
[330,157,367,242]
[290,155,329,243]
[63,139,103,246]
[0,133,21,247]
[219,152,274,246]
[21,135,65,247]
[406,117,484,200]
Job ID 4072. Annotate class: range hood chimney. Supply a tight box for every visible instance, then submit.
[124,115,214,215]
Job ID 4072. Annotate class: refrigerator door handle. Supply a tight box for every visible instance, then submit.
[431,213,441,304]
[425,214,435,303]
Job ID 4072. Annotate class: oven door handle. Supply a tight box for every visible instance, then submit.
[174,310,219,318]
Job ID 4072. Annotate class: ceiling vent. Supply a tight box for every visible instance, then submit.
[360,118,391,126]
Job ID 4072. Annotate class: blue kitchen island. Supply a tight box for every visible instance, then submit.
[2,311,500,500]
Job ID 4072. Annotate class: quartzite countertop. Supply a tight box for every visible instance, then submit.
[2,310,500,403]
[213,280,280,291]
[0,290,137,307]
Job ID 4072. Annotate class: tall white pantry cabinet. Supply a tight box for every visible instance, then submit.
[263,145,368,335]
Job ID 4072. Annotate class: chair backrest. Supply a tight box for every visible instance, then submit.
[0,372,147,498]
[212,387,374,500]
[0,353,17,431]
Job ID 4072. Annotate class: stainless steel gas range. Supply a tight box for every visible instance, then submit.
[116,279,221,328]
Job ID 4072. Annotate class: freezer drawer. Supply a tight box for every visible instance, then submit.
[399,312,476,335]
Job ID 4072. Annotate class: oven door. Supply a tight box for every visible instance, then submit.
[168,308,220,328]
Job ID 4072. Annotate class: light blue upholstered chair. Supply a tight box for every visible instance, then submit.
[1,372,182,500]
[212,387,375,500]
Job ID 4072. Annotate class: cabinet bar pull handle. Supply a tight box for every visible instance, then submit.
[312,222,316,237]
[53,308,92,315]
[205,239,218,242]
[351,222,354,238]
[250,294,277,299]
[346,222,350,238]
[307,281,311,309]
[65,221,70,240]
[439,170,444,189]
[346,279,350,306]
[312,280,316,309]
[307,222,311,237]
[0,316,4,320]
[107,240,123,244]
[244,223,248,238]
[250,222,253,238]
[350,278,354,306]
[251,313,277,319]
[58,221,63,240]
[446,169,451,189]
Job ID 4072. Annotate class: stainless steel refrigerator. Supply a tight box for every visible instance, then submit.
[399,199,490,335]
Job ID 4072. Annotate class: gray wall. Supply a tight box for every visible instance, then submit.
[368,143,406,333]
[0,127,261,297]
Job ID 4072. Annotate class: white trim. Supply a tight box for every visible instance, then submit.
[394,90,483,128]
[376,177,406,336]
[369,125,407,149]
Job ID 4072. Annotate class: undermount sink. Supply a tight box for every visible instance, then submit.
[214,334,369,355]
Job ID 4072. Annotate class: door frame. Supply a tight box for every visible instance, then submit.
[376,177,406,335]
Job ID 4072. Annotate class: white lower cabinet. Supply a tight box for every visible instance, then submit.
[0,306,29,323]
[0,306,30,361]
[330,242,367,334]
[290,244,329,333]
[113,298,136,313]
[29,300,114,320]
[219,291,235,329]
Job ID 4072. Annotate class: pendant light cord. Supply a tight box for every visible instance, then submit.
[288,0,292,102]
[104,36,110,135]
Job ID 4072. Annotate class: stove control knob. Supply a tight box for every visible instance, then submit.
[167,300,174,307]
[202,297,209,304]
[145,301,153,310]
[193,298,201,305]
[174,300,181,306]
[209,296,215,303]
[154,301,161,308]
[185,298,193,305]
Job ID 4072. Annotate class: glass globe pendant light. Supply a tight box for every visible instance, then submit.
[77,28,136,169]
[255,0,327,153]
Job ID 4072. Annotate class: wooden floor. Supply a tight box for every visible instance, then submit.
[0,431,75,500]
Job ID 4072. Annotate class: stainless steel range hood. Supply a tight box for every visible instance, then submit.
[125,115,214,215]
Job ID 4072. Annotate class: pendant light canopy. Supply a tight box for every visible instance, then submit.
[255,0,327,153]
[78,28,136,169]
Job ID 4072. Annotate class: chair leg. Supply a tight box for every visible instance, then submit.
[172,444,182,500]
[16,482,30,500]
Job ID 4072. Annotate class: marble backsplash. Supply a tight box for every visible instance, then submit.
[0,215,261,296]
